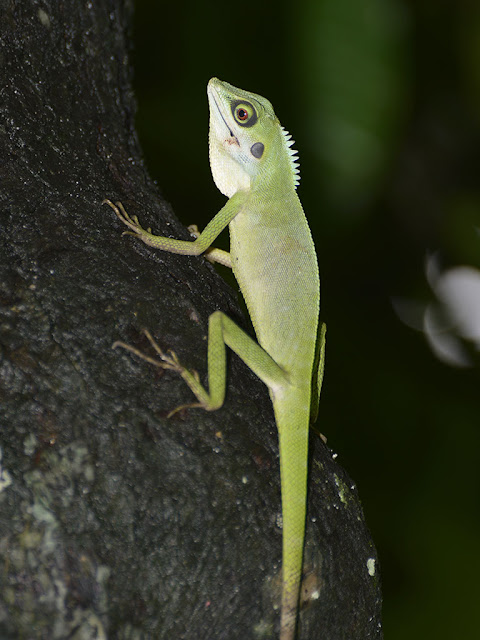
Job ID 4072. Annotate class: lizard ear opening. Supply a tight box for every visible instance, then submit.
[250,142,264,159]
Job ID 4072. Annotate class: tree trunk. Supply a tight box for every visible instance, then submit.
[0,2,382,638]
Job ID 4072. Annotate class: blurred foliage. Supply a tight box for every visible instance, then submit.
[133,1,480,638]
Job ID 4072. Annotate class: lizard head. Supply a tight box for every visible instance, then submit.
[207,77,299,198]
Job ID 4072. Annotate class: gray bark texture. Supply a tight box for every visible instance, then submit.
[0,1,383,639]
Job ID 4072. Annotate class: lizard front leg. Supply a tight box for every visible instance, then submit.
[103,194,244,259]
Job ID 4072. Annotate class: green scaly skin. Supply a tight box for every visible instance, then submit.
[106,77,325,639]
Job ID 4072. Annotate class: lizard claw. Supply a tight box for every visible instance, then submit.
[166,401,205,418]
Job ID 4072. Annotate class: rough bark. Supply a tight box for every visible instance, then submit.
[0,2,382,638]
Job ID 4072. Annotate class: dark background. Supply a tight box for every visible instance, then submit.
[132,1,480,638]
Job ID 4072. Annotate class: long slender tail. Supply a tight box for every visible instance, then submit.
[275,400,310,640]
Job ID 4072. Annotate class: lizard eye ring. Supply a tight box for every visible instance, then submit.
[231,100,257,127]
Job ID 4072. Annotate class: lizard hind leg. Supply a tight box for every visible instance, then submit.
[113,311,288,418]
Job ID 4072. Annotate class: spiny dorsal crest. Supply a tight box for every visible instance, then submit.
[281,126,300,188]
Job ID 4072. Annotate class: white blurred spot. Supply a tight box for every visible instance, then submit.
[394,253,480,367]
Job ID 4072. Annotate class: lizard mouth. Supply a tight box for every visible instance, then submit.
[208,85,239,145]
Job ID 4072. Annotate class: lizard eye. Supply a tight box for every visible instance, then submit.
[236,106,249,121]
[231,100,257,127]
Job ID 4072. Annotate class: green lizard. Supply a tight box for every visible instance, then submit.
[104,77,326,640]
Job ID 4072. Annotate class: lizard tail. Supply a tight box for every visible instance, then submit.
[275,399,310,640]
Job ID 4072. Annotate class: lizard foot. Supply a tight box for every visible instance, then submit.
[187,224,200,238]
[113,329,205,417]
[103,199,153,238]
